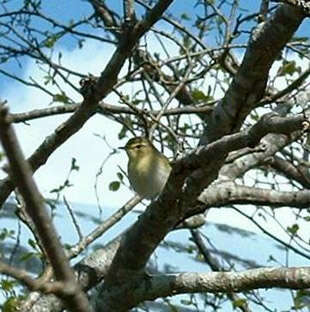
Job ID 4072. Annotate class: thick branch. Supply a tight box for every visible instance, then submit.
[198,184,310,210]
[266,155,310,188]
[21,113,305,312]
[23,236,122,312]
[99,113,306,311]
[271,0,310,15]
[201,4,305,144]
[0,104,91,312]
[176,113,305,197]
[120,267,310,307]
[0,260,64,295]
[219,129,302,180]
[190,230,252,312]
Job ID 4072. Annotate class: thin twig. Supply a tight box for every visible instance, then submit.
[67,195,141,259]
[63,196,83,242]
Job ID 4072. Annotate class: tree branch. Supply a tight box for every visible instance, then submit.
[271,0,310,15]
[8,102,213,124]
[23,236,122,311]
[219,132,293,180]
[190,229,252,312]
[0,0,175,208]
[0,104,91,312]
[198,184,310,209]
[0,260,66,296]
[67,195,140,259]
[201,4,305,144]
[266,155,310,188]
[96,267,310,311]
[99,112,307,311]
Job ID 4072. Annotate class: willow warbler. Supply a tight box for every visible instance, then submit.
[121,137,171,199]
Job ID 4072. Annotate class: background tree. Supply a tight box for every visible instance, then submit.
[0,0,310,311]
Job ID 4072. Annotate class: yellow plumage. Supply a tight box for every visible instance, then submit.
[122,137,171,199]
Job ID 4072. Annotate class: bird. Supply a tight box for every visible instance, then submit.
[120,137,171,199]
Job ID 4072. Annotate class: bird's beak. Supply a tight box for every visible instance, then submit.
[118,146,126,150]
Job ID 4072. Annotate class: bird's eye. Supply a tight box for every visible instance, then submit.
[135,144,142,149]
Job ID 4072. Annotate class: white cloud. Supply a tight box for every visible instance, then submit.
[0,39,132,206]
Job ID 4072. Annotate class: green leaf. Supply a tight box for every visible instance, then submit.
[44,34,59,48]
[0,280,16,292]
[277,60,301,76]
[0,228,15,241]
[19,252,36,262]
[109,181,120,191]
[44,75,53,85]
[53,93,70,104]
[3,296,22,312]
[192,89,212,102]
[294,289,310,309]
[233,298,247,309]
[287,224,299,235]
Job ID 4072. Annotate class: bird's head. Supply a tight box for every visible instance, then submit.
[120,137,155,161]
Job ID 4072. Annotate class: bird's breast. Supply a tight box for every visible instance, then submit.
[128,156,170,199]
